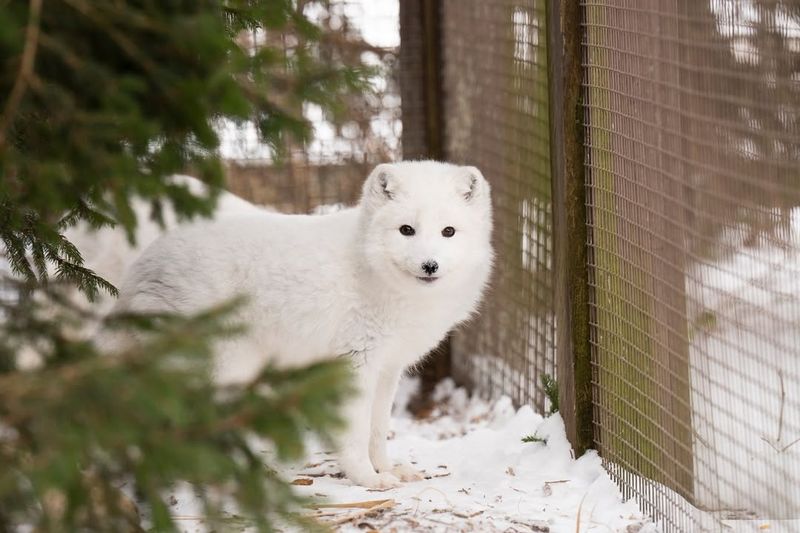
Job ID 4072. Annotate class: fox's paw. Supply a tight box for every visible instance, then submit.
[375,459,424,482]
[390,463,425,482]
[391,463,425,481]
[351,471,401,489]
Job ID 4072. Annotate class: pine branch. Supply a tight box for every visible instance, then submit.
[0,0,42,149]
[521,433,547,444]
[61,0,160,77]
[0,2,375,529]
[541,374,559,416]
[57,201,116,231]
[0,294,353,531]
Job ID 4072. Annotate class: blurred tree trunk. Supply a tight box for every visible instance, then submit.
[399,0,447,413]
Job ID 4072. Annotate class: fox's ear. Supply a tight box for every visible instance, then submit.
[458,166,490,202]
[363,164,398,203]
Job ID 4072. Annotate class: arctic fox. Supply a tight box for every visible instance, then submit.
[110,161,494,488]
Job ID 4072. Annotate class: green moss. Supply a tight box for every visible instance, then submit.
[584,3,667,486]
[690,310,718,339]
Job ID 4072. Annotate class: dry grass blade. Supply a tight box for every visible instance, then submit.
[575,492,587,533]
[307,498,395,510]
[309,499,396,527]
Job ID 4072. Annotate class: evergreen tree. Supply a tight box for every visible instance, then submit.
[0,1,366,530]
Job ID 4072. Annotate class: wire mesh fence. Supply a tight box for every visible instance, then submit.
[585,1,800,530]
[432,0,799,529]
[583,0,800,528]
[440,0,557,412]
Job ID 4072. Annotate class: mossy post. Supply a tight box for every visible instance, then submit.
[548,0,593,456]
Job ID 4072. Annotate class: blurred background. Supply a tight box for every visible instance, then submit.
[221,0,401,213]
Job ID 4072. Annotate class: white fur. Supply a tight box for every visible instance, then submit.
[109,161,494,488]
[11,176,264,371]
[64,174,264,317]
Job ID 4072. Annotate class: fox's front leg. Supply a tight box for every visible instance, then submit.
[336,359,401,489]
[369,366,424,482]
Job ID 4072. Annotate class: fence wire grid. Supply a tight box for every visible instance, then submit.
[440,0,558,413]
[425,0,800,530]
[582,0,800,529]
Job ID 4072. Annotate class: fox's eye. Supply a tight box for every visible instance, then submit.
[441,226,456,238]
[399,225,415,236]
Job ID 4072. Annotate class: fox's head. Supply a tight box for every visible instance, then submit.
[358,161,494,294]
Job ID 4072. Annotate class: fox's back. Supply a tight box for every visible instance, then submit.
[117,208,361,322]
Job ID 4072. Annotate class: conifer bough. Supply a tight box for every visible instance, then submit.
[0,1,368,530]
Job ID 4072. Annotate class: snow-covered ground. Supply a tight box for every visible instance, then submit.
[688,208,800,518]
[172,378,656,532]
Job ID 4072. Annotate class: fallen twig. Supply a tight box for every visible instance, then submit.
[315,499,396,527]
[307,498,394,510]
[297,471,344,478]
[411,486,455,515]
[575,492,588,533]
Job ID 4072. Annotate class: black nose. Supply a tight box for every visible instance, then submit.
[421,261,439,275]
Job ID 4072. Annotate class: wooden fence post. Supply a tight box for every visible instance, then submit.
[399,0,449,406]
[549,0,594,456]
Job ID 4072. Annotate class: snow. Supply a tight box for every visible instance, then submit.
[688,207,800,518]
[172,378,654,532]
